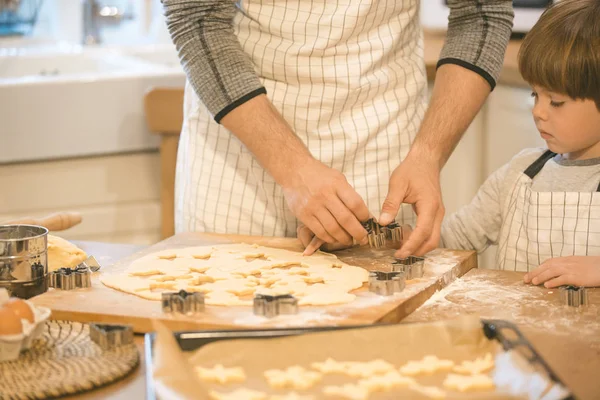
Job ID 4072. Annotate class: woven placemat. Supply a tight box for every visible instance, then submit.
[0,320,139,400]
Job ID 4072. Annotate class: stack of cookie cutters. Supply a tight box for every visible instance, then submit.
[253,294,298,318]
[559,285,589,308]
[48,256,101,290]
[360,218,403,249]
[162,289,205,314]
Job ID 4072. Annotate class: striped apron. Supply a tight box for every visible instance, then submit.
[496,150,600,271]
[175,0,428,237]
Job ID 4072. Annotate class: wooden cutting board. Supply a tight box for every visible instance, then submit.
[31,232,476,333]
[404,269,600,399]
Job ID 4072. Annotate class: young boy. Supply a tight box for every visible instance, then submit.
[416,0,600,288]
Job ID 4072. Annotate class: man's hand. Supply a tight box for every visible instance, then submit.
[283,158,369,247]
[296,223,355,255]
[524,256,600,288]
[379,151,445,259]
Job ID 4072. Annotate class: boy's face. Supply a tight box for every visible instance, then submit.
[531,85,600,160]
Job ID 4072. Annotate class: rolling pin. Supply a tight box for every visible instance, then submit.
[3,211,83,232]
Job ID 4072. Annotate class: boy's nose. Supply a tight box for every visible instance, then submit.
[532,101,548,121]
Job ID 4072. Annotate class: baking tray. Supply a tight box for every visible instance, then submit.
[144,320,573,400]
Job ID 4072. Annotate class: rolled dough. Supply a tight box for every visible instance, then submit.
[100,243,369,306]
[47,234,88,272]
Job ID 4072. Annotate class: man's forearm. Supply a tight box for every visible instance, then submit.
[409,64,491,169]
[220,94,313,186]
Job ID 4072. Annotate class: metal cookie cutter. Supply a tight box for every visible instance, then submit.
[253,294,298,318]
[368,271,406,296]
[559,285,589,308]
[392,256,425,280]
[48,256,102,290]
[162,290,205,314]
[89,323,134,350]
[360,218,403,249]
[49,266,92,290]
[78,255,101,272]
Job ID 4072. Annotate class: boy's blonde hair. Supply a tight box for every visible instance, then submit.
[518,0,600,110]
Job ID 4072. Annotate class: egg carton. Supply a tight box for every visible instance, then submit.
[0,288,52,362]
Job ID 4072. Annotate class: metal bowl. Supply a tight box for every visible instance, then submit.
[0,224,48,298]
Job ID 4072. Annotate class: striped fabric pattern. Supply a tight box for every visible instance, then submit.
[175,0,425,237]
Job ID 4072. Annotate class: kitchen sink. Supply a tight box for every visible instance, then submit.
[0,45,185,163]
[0,49,156,81]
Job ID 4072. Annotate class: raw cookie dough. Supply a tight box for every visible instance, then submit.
[399,355,454,376]
[453,353,495,375]
[311,358,349,374]
[323,383,370,400]
[345,360,396,378]
[195,364,246,384]
[47,234,88,272]
[264,366,322,390]
[409,384,446,399]
[310,358,394,377]
[269,393,314,400]
[209,388,267,400]
[100,243,369,305]
[443,373,495,392]
[358,370,415,392]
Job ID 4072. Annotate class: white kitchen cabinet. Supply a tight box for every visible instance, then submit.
[0,151,161,244]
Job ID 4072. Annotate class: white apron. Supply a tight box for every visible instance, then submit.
[496,150,600,271]
[175,0,428,237]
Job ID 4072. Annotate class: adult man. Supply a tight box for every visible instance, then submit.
[163,0,514,257]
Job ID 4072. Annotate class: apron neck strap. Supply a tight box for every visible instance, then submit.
[523,150,600,192]
[523,150,556,179]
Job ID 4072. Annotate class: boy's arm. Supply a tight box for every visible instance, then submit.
[439,163,510,253]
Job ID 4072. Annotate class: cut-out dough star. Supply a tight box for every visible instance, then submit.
[400,355,454,376]
[358,370,415,391]
[345,359,396,377]
[195,364,246,384]
[264,366,322,390]
[311,358,349,374]
[453,353,494,375]
[443,373,495,392]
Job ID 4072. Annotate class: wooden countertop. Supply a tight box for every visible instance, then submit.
[424,31,526,87]
[60,241,598,399]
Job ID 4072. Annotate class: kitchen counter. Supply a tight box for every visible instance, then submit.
[56,240,598,399]
[424,31,526,87]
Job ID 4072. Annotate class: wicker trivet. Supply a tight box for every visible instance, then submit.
[0,320,139,400]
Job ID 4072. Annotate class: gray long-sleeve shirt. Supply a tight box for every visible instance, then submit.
[162,0,514,122]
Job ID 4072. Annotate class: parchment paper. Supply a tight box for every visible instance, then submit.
[152,315,570,399]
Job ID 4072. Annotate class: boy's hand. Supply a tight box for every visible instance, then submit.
[524,256,600,288]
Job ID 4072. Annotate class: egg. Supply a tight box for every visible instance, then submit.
[0,306,23,335]
[4,298,35,324]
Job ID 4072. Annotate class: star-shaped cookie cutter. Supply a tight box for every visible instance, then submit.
[360,218,403,249]
[253,294,298,318]
[48,256,101,290]
[368,271,406,296]
[392,256,425,280]
[559,285,589,308]
[161,289,205,314]
[89,323,134,349]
